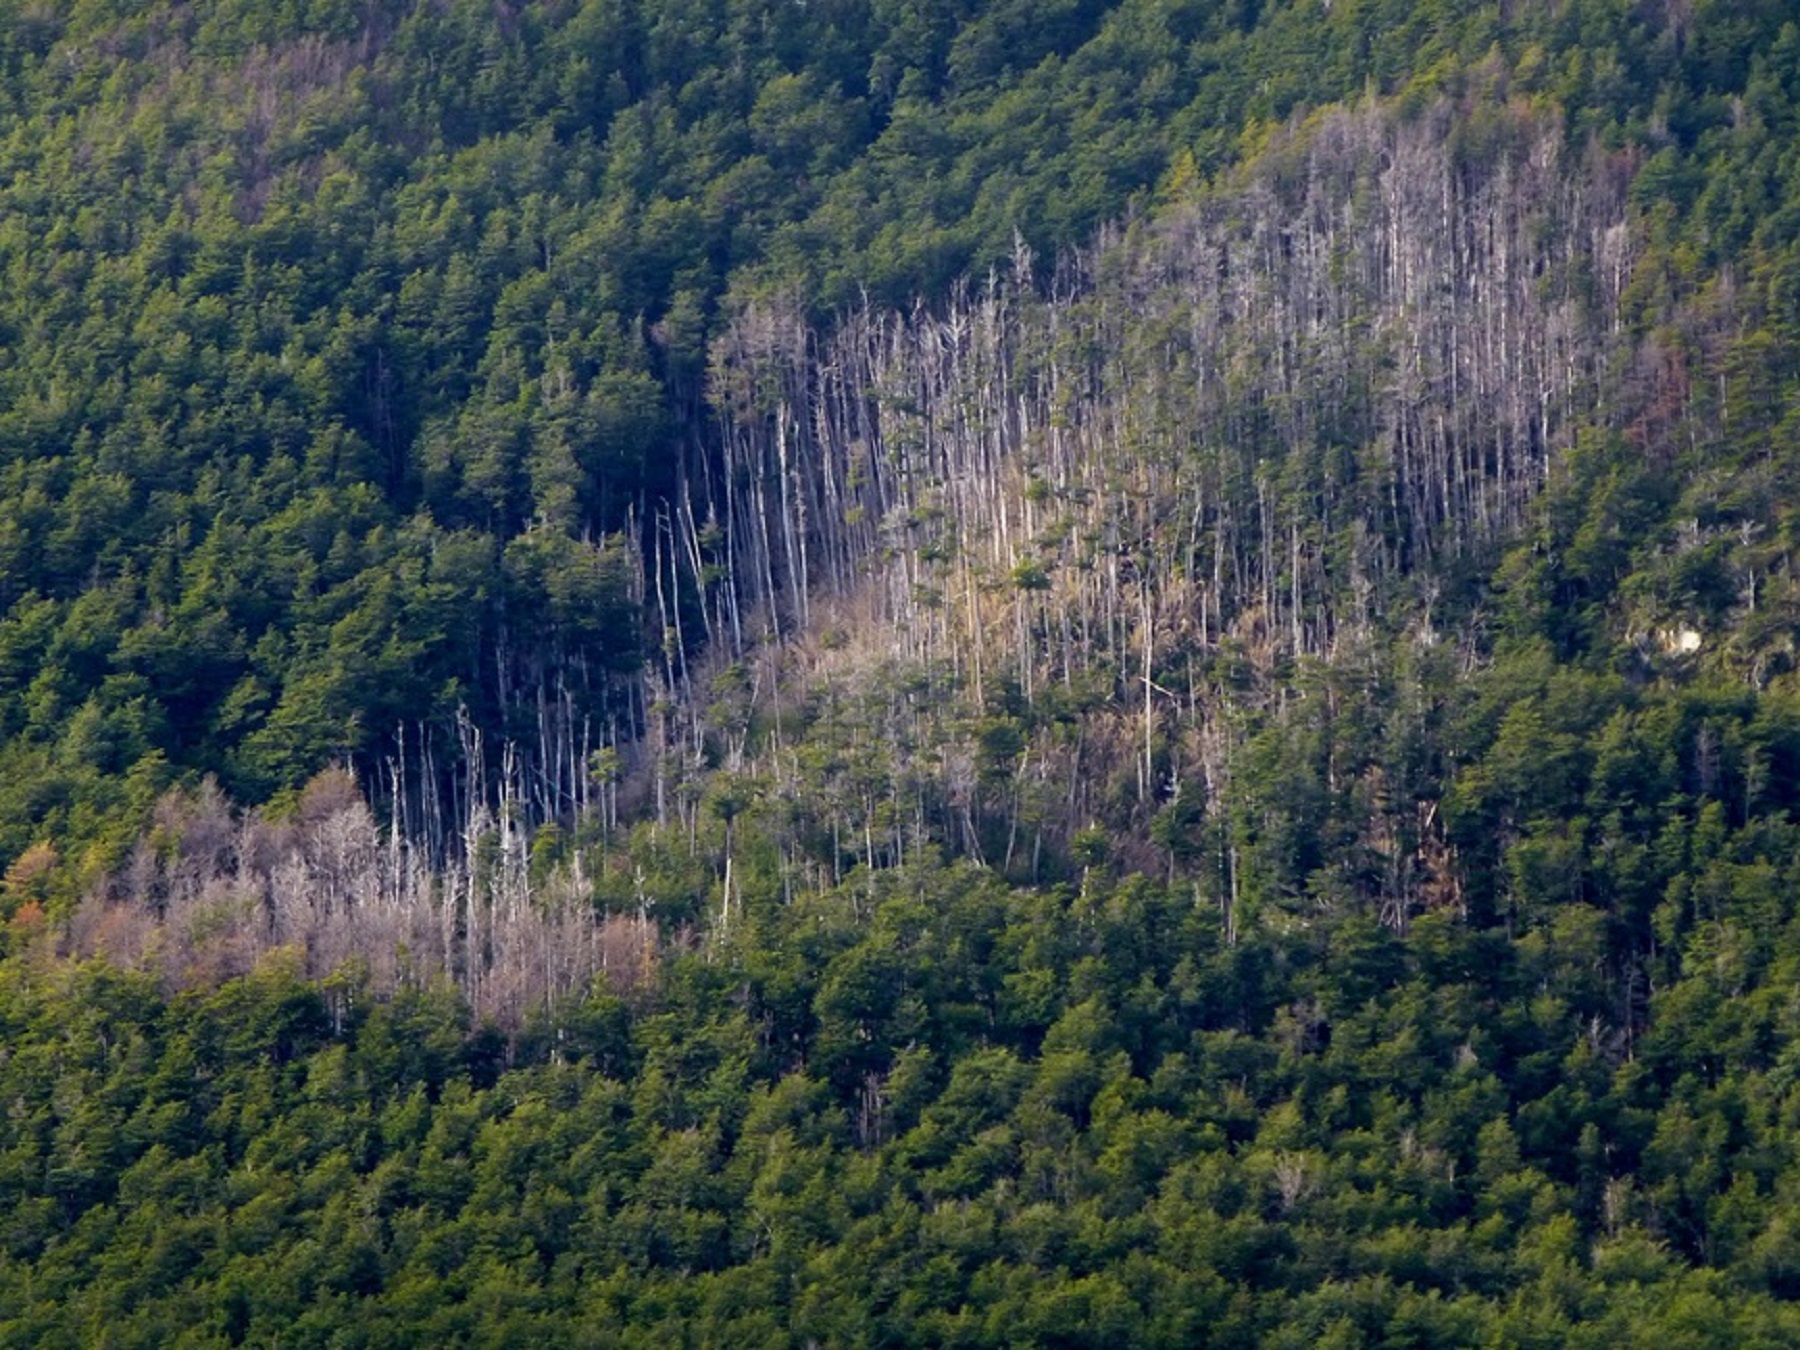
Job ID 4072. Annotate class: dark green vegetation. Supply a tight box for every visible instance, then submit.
[8,848,1800,1346]
[7,0,1800,1343]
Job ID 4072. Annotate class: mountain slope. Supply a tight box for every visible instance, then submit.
[5,1,1800,1344]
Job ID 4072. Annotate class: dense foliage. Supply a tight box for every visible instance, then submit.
[2,0,1797,873]
[7,0,1800,1343]
[6,821,1800,1345]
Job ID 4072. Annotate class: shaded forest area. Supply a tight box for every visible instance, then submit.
[1,0,1792,873]
[7,0,1800,1343]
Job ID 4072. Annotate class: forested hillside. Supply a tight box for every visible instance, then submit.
[7,0,1800,1343]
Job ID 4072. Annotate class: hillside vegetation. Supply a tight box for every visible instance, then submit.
[6,0,1800,1343]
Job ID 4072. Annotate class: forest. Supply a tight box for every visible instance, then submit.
[6,0,1800,1342]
